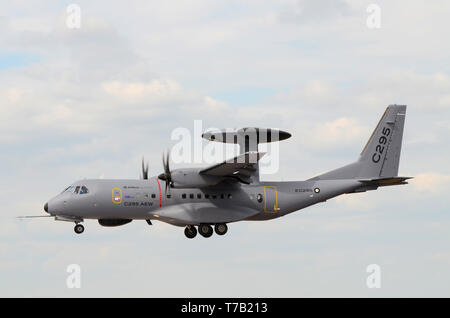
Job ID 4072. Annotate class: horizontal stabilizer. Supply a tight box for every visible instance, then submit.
[358,176,413,187]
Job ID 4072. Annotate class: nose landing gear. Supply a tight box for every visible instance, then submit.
[74,224,84,234]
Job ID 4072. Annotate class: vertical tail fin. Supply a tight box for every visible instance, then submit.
[358,104,406,178]
[309,104,407,181]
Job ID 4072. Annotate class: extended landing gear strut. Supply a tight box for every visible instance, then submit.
[74,223,84,234]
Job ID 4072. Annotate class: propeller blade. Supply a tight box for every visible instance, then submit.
[141,156,149,180]
[158,150,172,192]
[166,150,170,173]
[166,150,171,192]
[163,151,170,176]
[159,153,166,180]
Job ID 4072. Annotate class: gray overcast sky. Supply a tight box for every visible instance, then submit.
[1,0,450,297]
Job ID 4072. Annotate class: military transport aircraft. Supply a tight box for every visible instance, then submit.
[31,105,410,238]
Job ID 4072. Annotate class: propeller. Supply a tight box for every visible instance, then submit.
[141,156,149,180]
[158,150,173,193]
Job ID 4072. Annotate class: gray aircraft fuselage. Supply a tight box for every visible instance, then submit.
[46,178,361,226]
[42,105,410,237]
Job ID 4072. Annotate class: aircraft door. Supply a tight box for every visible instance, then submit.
[264,186,278,212]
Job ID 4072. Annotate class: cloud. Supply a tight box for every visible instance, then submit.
[1,0,450,297]
[355,72,450,110]
[334,193,374,211]
[102,79,183,102]
[311,117,368,147]
[411,173,450,193]
[279,0,352,24]
[203,96,228,112]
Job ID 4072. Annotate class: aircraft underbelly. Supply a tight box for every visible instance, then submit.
[155,203,259,225]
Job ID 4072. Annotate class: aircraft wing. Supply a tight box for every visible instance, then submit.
[199,151,265,184]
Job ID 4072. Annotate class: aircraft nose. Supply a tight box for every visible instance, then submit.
[44,202,48,213]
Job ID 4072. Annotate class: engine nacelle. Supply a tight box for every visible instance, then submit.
[170,168,224,188]
[98,219,132,227]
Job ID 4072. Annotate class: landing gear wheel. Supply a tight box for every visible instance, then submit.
[184,226,197,239]
[74,224,84,234]
[214,223,228,236]
[198,224,213,238]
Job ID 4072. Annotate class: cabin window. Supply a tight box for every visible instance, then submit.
[182,194,186,199]
[205,194,210,199]
[228,194,232,199]
[80,186,89,194]
[220,194,224,199]
[189,193,194,199]
[166,194,171,199]
[212,194,217,199]
[151,194,156,199]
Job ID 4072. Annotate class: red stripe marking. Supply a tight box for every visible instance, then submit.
[156,179,162,208]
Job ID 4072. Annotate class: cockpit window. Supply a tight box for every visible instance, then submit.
[61,185,89,194]
[62,186,75,193]
[79,186,89,194]
[61,186,71,193]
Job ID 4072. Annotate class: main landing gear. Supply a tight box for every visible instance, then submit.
[184,225,197,239]
[184,223,228,239]
[214,223,228,236]
[198,224,213,238]
[74,224,84,234]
